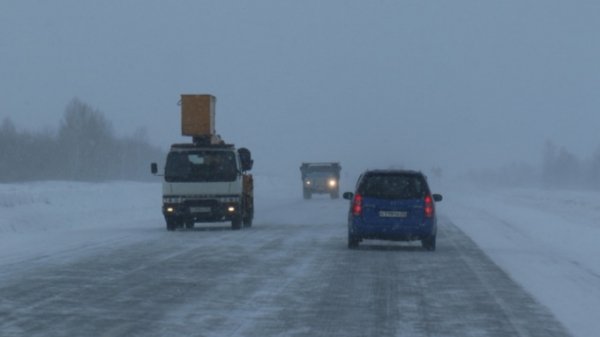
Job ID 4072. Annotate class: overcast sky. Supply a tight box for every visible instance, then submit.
[1,0,599,178]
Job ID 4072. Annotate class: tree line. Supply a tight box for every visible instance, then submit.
[541,141,600,189]
[465,141,600,190]
[0,98,164,182]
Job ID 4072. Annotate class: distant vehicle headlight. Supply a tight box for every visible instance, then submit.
[328,179,337,187]
[305,180,311,185]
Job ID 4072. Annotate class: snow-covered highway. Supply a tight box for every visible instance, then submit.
[1,178,594,336]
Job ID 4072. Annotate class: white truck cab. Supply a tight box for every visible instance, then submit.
[152,142,253,230]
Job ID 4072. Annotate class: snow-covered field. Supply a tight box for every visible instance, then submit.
[1,177,599,336]
[0,181,164,276]
[440,183,600,337]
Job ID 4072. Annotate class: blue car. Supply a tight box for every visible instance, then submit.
[343,170,443,250]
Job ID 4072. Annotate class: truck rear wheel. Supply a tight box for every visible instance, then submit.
[243,210,253,228]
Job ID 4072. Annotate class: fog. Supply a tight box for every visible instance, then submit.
[2,0,599,179]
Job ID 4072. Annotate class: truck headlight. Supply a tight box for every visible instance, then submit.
[305,180,311,185]
[328,179,337,187]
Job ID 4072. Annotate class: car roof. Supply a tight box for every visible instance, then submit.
[171,143,235,150]
[362,169,424,176]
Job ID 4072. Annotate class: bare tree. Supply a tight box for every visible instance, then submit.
[58,98,116,181]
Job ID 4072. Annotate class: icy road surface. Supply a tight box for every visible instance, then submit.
[0,180,576,336]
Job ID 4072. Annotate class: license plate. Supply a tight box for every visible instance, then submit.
[190,206,211,213]
[379,211,407,218]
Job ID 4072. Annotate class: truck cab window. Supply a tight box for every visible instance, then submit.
[165,151,237,183]
[165,153,191,181]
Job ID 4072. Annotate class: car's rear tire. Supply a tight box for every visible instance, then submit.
[421,235,436,251]
[348,232,359,249]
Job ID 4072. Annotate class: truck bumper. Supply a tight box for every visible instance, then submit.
[304,179,339,194]
[162,196,241,223]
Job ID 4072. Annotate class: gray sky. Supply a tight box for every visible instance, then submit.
[2,0,599,177]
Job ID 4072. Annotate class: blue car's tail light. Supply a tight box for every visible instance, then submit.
[352,194,363,216]
[424,195,434,218]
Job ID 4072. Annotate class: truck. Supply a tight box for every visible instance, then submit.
[300,162,341,199]
[151,94,254,231]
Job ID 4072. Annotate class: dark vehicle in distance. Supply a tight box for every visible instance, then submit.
[343,170,442,250]
[300,162,341,199]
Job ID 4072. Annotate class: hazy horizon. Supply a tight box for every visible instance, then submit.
[2,0,599,177]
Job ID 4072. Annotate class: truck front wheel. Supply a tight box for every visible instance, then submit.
[166,219,178,231]
[184,219,194,229]
[231,216,242,230]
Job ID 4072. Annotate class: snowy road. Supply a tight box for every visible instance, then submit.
[0,182,571,337]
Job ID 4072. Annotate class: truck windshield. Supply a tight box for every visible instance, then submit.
[305,172,335,179]
[165,150,238,182]
[301,167,340,180]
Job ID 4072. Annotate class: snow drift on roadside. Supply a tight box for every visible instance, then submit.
[441,183,600,337]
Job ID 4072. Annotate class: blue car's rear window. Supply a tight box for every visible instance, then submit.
[358,174,427,200]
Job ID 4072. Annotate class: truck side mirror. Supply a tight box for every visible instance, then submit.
[151,163,158,175]
[238,148,253,171]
